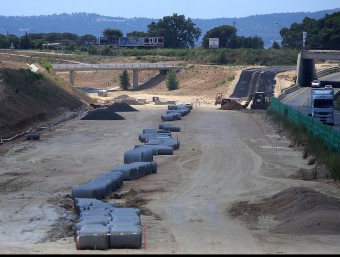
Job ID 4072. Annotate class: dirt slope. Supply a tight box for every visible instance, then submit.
[0,58,93,139]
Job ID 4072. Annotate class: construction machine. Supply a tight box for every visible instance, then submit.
[250,92,269,110]
[242,94,254,109]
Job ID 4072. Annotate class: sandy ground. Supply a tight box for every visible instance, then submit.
[1,52,340,254]
[1,97,340,254]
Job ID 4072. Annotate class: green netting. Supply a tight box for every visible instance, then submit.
[270,97,340,152]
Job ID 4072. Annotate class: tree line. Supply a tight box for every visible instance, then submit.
[0,13,263,50]
[1,12,339,51]
[277,11,340,49]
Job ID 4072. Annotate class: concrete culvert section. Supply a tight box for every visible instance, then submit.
[161,113,181,121]
[123,147,154,164]
[112,162,157,181]
[71,172,125,199]
[139,130,172,143]
[136,144,174,155]
[166,109,188,117]
[161,125,181,132]
[109,225,143,249]
[74,198,143,250]
[146,138,180,150]
[76,226,111,250]
[26,133,40,140]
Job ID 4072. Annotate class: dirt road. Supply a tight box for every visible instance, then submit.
[0,101,340,254]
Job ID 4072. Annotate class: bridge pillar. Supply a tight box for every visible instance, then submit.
[133,70,139,90]
[69,71,75,85]
[296,53,303,86]
[296,53,315,87]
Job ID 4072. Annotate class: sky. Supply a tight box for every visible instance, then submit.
[0,0,339,19]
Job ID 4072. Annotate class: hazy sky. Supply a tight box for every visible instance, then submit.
[1,0,339,19]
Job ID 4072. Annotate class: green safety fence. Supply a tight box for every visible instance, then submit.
[270,97,340,152]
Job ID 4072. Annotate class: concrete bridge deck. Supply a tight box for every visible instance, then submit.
[52,63,180,71]
[52,63,181,89]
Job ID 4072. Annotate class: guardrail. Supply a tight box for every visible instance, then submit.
[316,67,340,78]
[276,84,301,100]
[52,63,180,71]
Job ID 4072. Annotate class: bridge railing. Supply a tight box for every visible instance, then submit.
[52,63,179,70]
[270,97,340,152]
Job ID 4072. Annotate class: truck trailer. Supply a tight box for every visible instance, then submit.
[307,86,335,126]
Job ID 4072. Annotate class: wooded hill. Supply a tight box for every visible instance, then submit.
[0,8,339,48]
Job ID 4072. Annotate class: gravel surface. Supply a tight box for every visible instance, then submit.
[1,52,340,254]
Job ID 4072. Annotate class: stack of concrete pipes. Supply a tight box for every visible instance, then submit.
[70,103,192,250]
[160,104,192,122]
[74,198,142,250]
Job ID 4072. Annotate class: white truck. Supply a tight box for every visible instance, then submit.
[307,85,335,126]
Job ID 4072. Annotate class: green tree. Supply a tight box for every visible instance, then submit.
[234,35,264,49]
[119,70,130,90]
[88,45,99,55]
[61,32,79,41]
[80,34,97,46]
[102,29,122,47]
[31,40,44,49]
[45,32,62,43]
[20,32,31,49]
[202,25,237,48]
[66,42,76,51]
[278,13,340,49]
[202,25,264,49]
[103,28,123,38]
[127,31,148,37]
[6,34,19,49]
[272,41,281,49]
[166,69,179,90]
[147,13,201,49]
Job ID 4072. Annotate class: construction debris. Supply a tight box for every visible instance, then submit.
[219,100,243,110]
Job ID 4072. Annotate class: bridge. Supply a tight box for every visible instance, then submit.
[296,50,340,87]
[52,63,181,89]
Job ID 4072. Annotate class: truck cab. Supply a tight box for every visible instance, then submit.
[308,86,335,126]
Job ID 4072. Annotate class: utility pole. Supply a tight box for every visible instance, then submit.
[276,22,283,46]
[302,31,307,50]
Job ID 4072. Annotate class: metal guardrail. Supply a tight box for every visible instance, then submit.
[316,67,340,78]
[276,84,301,100]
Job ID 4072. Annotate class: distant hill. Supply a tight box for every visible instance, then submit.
[0,8,339,48]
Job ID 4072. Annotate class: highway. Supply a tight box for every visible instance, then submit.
[280,71,340,129]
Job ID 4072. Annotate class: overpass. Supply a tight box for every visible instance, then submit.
[52,63,181,89]
[296,50,340,87]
